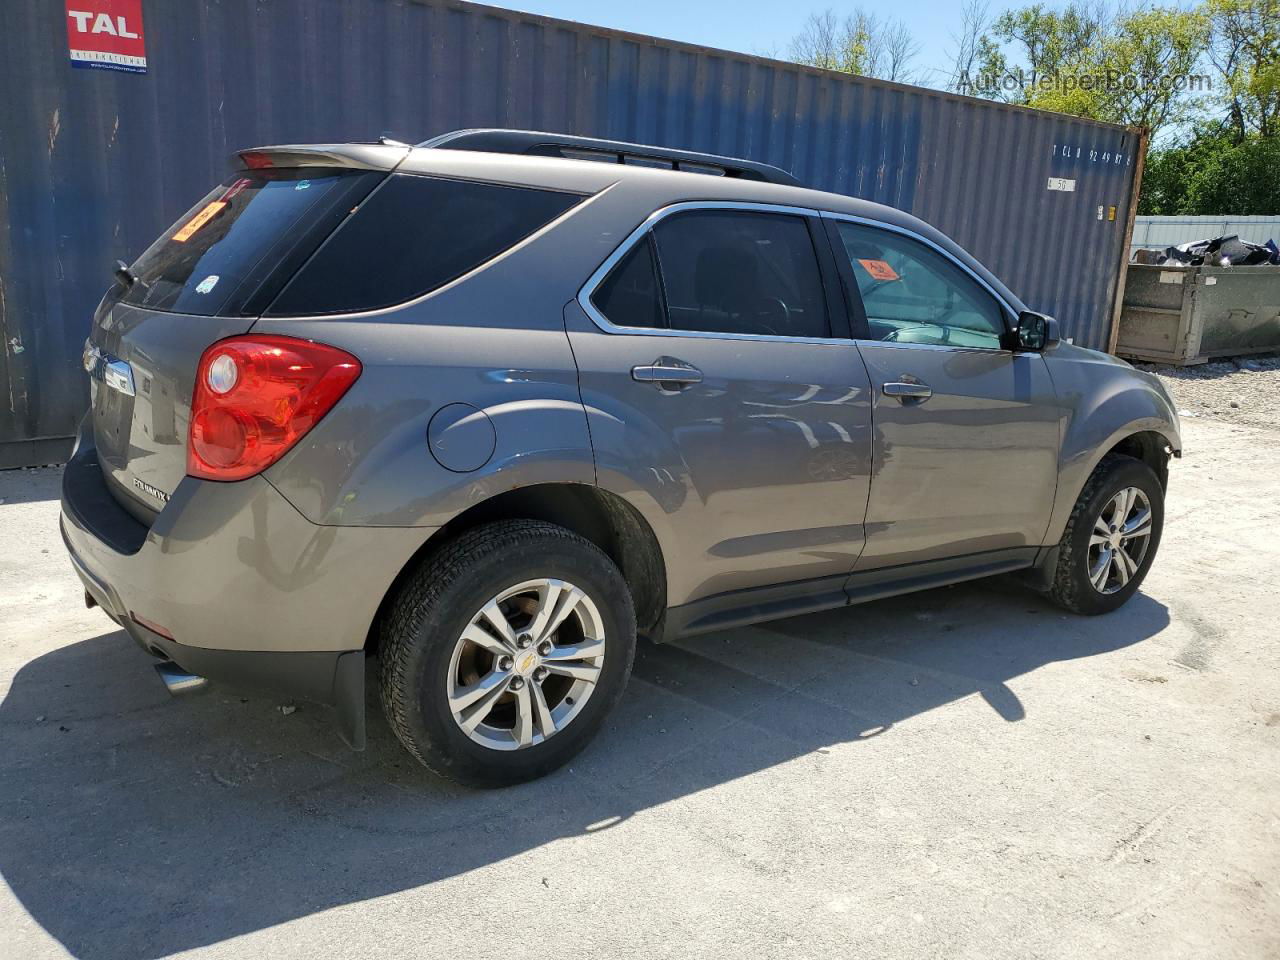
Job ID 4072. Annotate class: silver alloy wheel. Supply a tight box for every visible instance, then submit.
[446,578,606,751]
[1087,486,1153,595]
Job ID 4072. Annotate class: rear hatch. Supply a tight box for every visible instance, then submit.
[87,155,391,520]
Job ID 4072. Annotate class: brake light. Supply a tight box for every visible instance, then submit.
[188,335,361,481]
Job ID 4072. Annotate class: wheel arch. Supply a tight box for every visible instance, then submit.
[1105,430,1172,490]
[1045,423,1176,546]
[365,483,668,655]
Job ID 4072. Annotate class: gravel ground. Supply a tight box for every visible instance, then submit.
[1135,353,1280,430]
[2,414,1279,960]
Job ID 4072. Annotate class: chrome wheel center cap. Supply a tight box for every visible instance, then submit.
[514,650,541,676]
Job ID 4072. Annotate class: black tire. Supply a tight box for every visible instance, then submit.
[379,519,636,787]
[1045,453,1164,615]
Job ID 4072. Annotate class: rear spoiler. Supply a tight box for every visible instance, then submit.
[231,143,410,172]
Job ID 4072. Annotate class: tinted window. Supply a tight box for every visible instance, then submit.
[269,174,582,315]
[835,222,1007,349]
[591,234,665,329]
[652,211,829,338]
[123,169,372,317]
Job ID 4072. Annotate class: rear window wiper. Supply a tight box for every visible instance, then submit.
[114,260,147,291]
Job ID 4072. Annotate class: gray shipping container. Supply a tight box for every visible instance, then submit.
[0,0,1143,468]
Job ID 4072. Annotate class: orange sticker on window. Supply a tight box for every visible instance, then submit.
[857,258,899,281]
[172,201,226,243]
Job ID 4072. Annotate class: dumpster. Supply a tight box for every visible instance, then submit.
[1115,264,1280,365]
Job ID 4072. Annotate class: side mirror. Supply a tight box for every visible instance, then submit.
[1010,310,1060,351]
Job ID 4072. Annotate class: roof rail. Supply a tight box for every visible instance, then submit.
[418,129,802,187]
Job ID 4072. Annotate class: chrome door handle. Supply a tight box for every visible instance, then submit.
[632,360,703,386]
[882,381,932,401]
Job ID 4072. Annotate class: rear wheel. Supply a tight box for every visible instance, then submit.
[379,520,635,786]
[1045,454,1164,615]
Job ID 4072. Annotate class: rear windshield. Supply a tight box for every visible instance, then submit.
[122,168,378,317]
[265,174,583,316]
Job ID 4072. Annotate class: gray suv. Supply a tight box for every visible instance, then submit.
[63,130,1180,785]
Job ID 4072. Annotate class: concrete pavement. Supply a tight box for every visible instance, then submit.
[1,414,1277,959]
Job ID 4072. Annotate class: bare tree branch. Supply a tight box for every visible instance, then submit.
[788,7,922,83]
[947,0,993,92]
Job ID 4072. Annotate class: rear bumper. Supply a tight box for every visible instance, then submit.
[64,516,367,748]
[59,416,430,746]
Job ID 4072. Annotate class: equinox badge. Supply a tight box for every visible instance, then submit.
[132,477,170,504]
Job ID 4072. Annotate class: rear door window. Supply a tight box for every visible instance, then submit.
[651,210,830,338]
[590,234,666,329]
[123,169,376,317]
[267,174,583,315]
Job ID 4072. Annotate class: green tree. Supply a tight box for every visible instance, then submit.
[1206,0,1280,140]
[972,1,1109,97]
[1139,123,1224,213]
[973,2,1209,139]
[1100,7,1213,132]
[1140,125,1280,214]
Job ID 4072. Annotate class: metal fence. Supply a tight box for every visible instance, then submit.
[1130,215,1280,258]
[0,0,1143,467]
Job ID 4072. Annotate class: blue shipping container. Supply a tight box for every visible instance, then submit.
[0,0,1143,466]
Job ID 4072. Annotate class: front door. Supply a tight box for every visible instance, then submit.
[826,217,1061,570]
[566,205,875,607]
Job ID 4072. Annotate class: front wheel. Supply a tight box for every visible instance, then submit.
[379,520,636,787]
[1045,453,1164,615]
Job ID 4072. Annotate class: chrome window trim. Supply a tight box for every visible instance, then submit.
[819,210,1018,324]
[850,339,1015,357]
[576,200,848,345]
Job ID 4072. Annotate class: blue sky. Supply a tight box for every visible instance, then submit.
[485,1,965,89]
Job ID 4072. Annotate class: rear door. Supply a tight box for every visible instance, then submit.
[87,166,381,519]
[824,215,1061,570]
[567,203,875,607]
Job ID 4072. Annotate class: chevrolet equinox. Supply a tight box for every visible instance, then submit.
[62,130,1181,785]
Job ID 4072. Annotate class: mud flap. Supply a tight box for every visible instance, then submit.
[1020,544,1061,593]
[332,650,367,751]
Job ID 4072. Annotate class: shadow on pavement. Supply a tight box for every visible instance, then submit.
[0,578,1168,959]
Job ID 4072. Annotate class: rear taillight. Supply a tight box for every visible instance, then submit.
[188,335,361,481]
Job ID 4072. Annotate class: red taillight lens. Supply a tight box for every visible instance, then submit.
[188,335,361,481]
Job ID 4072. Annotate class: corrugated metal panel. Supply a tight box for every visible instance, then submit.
[0,0,1141,463]
[1131,215,1280,256]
